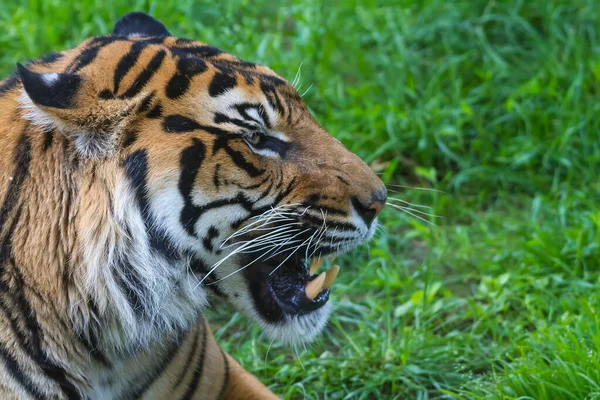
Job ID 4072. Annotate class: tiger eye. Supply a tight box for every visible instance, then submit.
[246,132,263,146]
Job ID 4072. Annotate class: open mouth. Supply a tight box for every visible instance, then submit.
[242,250,341,323]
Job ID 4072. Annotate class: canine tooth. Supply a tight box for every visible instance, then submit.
[306,272,326,300]
[323,264,340,289]
[310,257,324,274]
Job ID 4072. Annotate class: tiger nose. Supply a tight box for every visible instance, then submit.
[352,188,387,227]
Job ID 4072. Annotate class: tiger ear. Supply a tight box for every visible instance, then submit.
[17,63,140,158]
[112,12,171,37]
[17,63,82,109]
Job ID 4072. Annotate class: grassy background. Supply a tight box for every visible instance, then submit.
[2,0,600,398]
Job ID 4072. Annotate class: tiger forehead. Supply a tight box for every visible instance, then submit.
[56,35,303,104]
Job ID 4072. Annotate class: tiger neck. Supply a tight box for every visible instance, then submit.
[0,116,207,360]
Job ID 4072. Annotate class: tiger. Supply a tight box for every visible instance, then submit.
[0,11,386,399]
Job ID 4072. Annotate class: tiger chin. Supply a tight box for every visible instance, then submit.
[0,12,386,400]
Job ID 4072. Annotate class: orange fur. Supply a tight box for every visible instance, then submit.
[0,12,385,399]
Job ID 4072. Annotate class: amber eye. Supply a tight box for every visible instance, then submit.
[245,131,264,146]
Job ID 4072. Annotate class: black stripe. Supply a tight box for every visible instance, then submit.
[67,37,121,74]
[0,205,22,263]
[35,52,64,65]
[181,321,208,400]
[163,115,202,133]
[166,57,207,99]
[224,146,264,177]
[176,45,223,58]
[126,333,183,399]
[0,132,31,233]
[336,175,350,186]
[175,38,194,45]
[216,350,230,400]
[301,212,356,231]
[199,193,254,213]
[233,104,261,125]
[179,139,206,236]
[114,42,145,94]
[188,258,227,296]
[0,259,82,400]
[0,74,19,96]
[261,74,286,86]
[178,192,254,241]
[202,227,219,252]
[285,97,293,125]
[115,254,147,317]
[235,175,270,191]
[13,263,82,400]
[122,129,138,148]
[79,305,111,367]
[214,112,257,131]
[196,124,233,136]
[273,177,297,204]
[146,102,163,118]
[272,91,286,116]
[189,257,210,275]
[224,59,258,70]
[0,341,47,399]
[42,126,54,151]
[304,203,346,216]
[240,71,255,85]
[172,325,202,390]
[68,47,102,73]
[119,50,166,99]
[99,89,114,99]
[137,92,155,113]
[88,36,122,47]
[235,103,270,128]
[123,151,179,261]
[209,71,237,97]
[260,82,285,114]
[60,136,80,169]
[76,331,109,367]
[213,164,220,190]
[162,116,233,136]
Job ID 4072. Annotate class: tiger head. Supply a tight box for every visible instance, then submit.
[15,13,386,347]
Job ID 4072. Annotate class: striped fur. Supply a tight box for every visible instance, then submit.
[0,12,385,399]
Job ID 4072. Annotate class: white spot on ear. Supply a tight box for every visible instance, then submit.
[42,72,60,85]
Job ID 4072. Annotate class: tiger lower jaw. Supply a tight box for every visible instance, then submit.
[233,253,342,345]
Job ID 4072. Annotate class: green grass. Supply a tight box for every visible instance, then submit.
[3,0,600,398]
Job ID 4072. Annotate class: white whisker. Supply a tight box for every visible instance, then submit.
[220,223,303,249]
[300,82,314,98]
[387,203,443,219]
[291,62,304,89]
[388,203,437,226]
[387,184,444,193]
[387,197,432,209]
